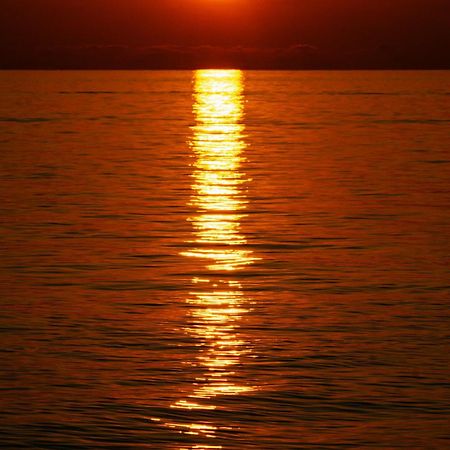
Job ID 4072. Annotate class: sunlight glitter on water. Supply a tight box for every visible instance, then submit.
[168,70,256,440]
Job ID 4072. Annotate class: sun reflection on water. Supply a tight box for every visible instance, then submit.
[162,70,257,446]
[181,69,257,273]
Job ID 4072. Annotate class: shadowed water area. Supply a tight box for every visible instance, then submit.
[0,70,449,449]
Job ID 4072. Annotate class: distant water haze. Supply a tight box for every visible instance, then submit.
[0,70,449,449]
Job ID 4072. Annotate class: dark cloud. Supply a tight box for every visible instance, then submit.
[0,43,318,69]
[2,42,448,70]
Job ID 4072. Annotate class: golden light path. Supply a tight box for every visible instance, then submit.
[154,70,257,449]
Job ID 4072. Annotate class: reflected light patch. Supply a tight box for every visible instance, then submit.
[162,70,257,442]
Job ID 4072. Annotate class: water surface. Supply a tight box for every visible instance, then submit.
[0,70,449,449]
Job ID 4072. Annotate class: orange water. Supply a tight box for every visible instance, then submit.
[0,70,449,449]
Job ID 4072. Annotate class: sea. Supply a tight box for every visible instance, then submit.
[0,70,449,449]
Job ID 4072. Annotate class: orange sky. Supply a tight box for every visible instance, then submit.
[1,0,449,68]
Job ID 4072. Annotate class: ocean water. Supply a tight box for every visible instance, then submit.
[0,70,449,449]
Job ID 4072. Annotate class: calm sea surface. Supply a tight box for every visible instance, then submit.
[0,70,449,449]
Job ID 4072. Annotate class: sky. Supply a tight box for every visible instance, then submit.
[1,0,449,69]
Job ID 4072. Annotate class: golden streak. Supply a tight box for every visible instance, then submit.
[167,70,256,442]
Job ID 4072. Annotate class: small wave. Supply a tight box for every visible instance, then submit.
[373,119,450,125]
[59,90,117,95]
[420,160,450,164]
[0,117,55,123]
